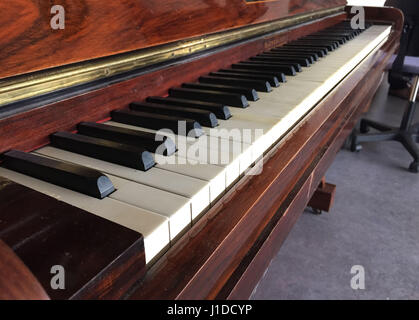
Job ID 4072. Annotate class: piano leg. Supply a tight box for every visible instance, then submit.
[307,177,336,214]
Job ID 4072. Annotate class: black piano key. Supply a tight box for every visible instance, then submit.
[1,150,115,199]
[304,33,348,40]
[316,31,355,37]
[210,71,280,87]
[130,102,218,128]
[250,56,310,67]
[305,41,339,50]
[50,132,155,171]
[260,52,316,64]
[327,28,358,33]
[271,48,322,59]
[242,60,302,72]
[219,68,287,83]
[287,42,335,51]
[292,39,339,50]
[77,122,176,156]
[303,35,346,44]
[260,51,316,60]
[335,25,364,30]
[286,39,339,46]
[169,87,249,108]
[314,32,353,41]
[232,63,296,76]
[146,96,231,120]
[199,75,271,93]
[216,69,285,84]
[319,28,356,34]
[112,109,203,138]
[281,45,328,56]
[182,82,259,101]
[330,30,356,42]
[330,29,354,33]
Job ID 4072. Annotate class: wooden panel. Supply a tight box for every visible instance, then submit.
[0,177,145,299]
[0,13,346,155]
[0,0,346,79]
[0,240,49,300]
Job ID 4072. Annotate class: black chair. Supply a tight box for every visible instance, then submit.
[350,57,419,173]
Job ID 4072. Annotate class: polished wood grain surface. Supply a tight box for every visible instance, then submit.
[0,240,49,300]
[0,0,346,79]
[0,13,346,155]
[0,5,403,299]
[0,177,145,299]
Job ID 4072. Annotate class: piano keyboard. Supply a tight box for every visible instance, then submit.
[0,23,391,264]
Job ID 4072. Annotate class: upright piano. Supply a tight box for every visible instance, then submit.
[0,1,402,299]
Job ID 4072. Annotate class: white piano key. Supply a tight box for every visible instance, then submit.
[108,175,191,239]
[178,140,253,185]
[104,121,228,203]
[0,167,169,263]
[106,120,254,168]
[35,146,210,220]
[204,137,255,171]
[223,25,392,147]
[0,25,393,266]
[203,118,275,160]
[33,149,192,240]
[155,159,226,204]
[105,120,248,192]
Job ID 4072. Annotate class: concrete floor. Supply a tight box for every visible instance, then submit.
[251,77,419,300]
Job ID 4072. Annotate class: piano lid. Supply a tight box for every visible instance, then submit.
[0,0,346,107]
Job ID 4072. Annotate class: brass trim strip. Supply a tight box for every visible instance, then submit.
[0,6,345,107]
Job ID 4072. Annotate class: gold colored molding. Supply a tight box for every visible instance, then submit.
[0,6,345,107]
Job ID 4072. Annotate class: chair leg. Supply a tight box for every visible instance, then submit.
[350,76,419,170]
[350,130,399,152]
[411,123,419,142]
[360,118,394,133]
[399,133,419,173]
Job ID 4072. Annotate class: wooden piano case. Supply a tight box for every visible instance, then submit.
[0,1,402,299]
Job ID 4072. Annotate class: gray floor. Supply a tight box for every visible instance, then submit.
[251,77,419,300]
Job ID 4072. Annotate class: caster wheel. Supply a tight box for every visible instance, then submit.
[310,207,323,215]
[350,143,362,153]
[409,162,418,173]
